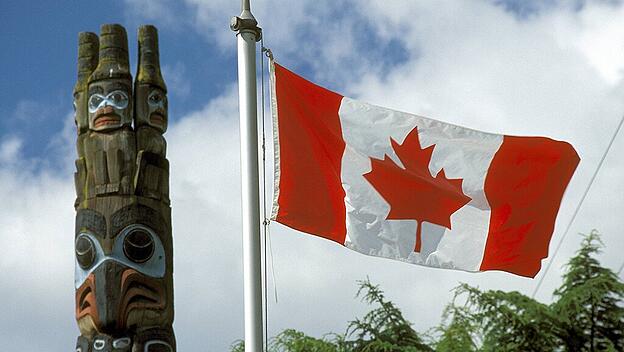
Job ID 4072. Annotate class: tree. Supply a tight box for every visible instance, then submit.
[552,229,624,351]
[231,230,623,351]
[447,284,562,351]
[270,329,341,352]
[431,304,478,352]
[436,230,624,352]
[230,339,245,352]
[341,278,432,352]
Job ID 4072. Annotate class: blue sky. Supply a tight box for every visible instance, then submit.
[1,1,624,351]
[0,0,408,160]
[1,1,235,161]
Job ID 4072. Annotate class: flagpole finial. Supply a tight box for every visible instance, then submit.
[241,0,251,13]
[231,0,262,41]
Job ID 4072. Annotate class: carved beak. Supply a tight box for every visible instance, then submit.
[92,260,125,332]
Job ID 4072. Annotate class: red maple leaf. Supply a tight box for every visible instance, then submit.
[363,127,471,253]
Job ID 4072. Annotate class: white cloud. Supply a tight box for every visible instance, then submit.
[0,132,76,349]
[575,3,624,83]
[125,0,390,88]
[13,99,46,122]
[0,137,22,164]
[123,0,179,27]
[166,86,246,349]
[162,62,191,99]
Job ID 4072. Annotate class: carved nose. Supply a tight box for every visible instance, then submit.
[93,260,125,332]
[97,105,115,115]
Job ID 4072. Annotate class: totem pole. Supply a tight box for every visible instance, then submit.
[73,24,175,352]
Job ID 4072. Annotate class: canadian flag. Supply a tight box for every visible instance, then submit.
[270,62,580,278]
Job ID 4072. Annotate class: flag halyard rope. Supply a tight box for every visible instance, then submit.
[259,37,268,352]
[260,44,277,305]
[260,38,277,351]
[261,44,278,304]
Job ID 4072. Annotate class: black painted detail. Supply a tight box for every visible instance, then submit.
[76,208,106,238]
[111,204,166,239]
[123,229,155,263]
[76,235,96,269]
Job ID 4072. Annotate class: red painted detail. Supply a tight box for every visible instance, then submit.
[363,127,471,252]
[273,63,347,244]
[481,136,580,277]
[76,273,98,323]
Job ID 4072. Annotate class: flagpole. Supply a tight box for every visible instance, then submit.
[231,1,263,351]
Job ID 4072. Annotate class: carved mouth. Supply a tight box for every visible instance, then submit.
[149,113,165,126]
[118,269,166,328]
[93,105,121,128]
[126,281,161,306]
[94,114,121,128]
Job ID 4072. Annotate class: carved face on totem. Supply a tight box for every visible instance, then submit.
[74,205,173,335]
[87,79,133,131]
[136,84,168,132]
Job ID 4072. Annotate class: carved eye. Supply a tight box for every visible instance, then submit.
[88,94,104,112]
[123,229,155,263]
[75,235,96,269]
[107,90,129,109]
[148,91,166,107]
[149,93,161,104]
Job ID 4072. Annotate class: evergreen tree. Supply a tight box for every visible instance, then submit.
[270,329,341,352]
[230,230,623,351]
[431,304,478,352]
[340,278,432,352]
[449,284,562,351]
[552,230,624,351]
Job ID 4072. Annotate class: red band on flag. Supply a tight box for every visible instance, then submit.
[273,63,347,244]
[480,136,580,277]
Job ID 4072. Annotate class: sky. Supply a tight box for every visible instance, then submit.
[1,0,623,350]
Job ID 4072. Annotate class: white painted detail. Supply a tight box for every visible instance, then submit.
[113,337,131,348]
[339,97,503,271]
[144,340,173,352]
[74,224,166,289]
[93,339,105,350]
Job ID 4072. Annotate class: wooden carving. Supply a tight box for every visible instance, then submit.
[73,24,175,352]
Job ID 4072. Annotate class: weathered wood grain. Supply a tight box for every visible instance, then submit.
[73,24,175,352]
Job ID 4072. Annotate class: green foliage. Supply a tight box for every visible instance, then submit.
[230,339,244,352]
[341,278,432,352]
[231,231,623,352]
[437,230,624,352]
[431,305,478,352]
[270,329,341,352]
[449,285,562,351]
[552,230,624,351]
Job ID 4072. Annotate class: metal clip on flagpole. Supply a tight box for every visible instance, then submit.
[231,1,263,351]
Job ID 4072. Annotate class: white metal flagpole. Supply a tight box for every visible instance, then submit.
[231,0,263,351]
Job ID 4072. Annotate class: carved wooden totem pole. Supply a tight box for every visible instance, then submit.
[73,24,175,352]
